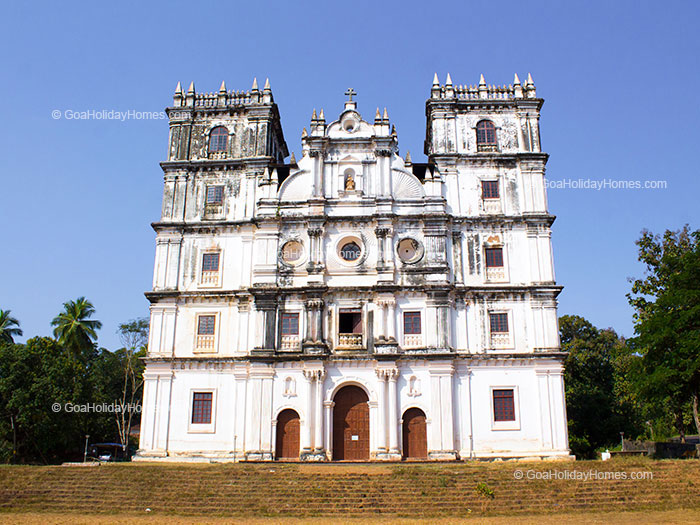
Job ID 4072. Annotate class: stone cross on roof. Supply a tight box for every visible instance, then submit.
[344,88,357,101]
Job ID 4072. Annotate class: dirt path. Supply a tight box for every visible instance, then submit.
[2,509,699,524]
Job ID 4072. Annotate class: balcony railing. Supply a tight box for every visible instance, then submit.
[338,333,363,349]
[483,198,502,214]
[486,266,506,282]
[280,335,299,351]
[195,334,216,352]
[204,204,223,218]
[200,271,220,286]
[208,151,227,160]
[403,334,423,348]
[490,332,511,348]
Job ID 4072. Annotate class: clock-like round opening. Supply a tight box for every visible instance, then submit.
[397,238,423,264]
[281,240,304,264]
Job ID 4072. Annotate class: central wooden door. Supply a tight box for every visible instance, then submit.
[402,408,428,459]
[276,409,300,460]
[333,386,369,460]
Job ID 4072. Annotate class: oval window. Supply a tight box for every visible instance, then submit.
[339,241,361,261]
[281,241,304,264]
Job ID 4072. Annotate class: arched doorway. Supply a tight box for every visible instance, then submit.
[332,385,369,460]
[402,408,427,460]
[275,409,300,460]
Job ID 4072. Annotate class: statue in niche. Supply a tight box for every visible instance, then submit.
[345,172,356,190]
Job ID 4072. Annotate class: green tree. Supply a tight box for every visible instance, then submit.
[115,318,148,453]
[561,315,644,458]
[627,226,700,439]
[0,309,23,344]
[50,297,102,358]
[0,338,88,463]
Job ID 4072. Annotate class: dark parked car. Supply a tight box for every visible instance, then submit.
[87,443,133,462]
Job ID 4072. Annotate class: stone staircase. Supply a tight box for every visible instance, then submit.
[0,460,699,518]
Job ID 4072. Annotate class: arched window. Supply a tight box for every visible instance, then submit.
[209,126,228,153]
[476,120,498,150]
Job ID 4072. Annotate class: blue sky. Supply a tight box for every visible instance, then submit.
[1,0,698,350]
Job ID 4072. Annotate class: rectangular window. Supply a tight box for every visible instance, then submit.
[482,180,499,199]
[489,313,508,333]
[338,311,362,334]
[197,315,216,335]
[403,312,421,335]
[485,247,503,268]
[191,392,213,424]
[281,312,299,335]
[493,389,515,422]
[202,252,220,272]
[206,185,224,205]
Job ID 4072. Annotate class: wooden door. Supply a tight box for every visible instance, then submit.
[333,386,369,460]
[276,409,300,460]
[402,408,428,459]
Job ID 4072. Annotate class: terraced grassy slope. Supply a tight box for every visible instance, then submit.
[0,460,698,518]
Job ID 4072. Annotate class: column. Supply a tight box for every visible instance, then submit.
[314,370,325,452]
[302,370,314,452]
[375,302,385,341]
[452,231,463,284]
[536,369,553,449]
[386,301,396,341]
[233,366,248,458]
[388,369,399,454]
[376,369,388,451]
[375,227,387,267]
[324,400,334,459]
[304,304,314,342]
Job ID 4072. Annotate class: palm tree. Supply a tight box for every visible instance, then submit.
[51,297,102,353]
[0,309,23,344]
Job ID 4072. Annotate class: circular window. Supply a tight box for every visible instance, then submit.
[342,114,359,133]
[339,241,361,261]
[397,238,424,264]
[281,240,304,265]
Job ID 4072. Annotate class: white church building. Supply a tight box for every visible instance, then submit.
[136,74,571,462]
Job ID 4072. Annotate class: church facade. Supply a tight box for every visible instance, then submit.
[136,74,571,462]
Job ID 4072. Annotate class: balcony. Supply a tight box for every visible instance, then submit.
[207,151,227,160]
[490,332,511,349]
[195,334,216,352]
[280,335,299,351]
[338,333,363,349]
[403,334,423,349]
[200,270,220,287]
[483,198,502,214]
[486,266,506,282]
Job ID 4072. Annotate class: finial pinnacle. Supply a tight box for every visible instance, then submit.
[312,108,317,120]
[513,73,521,85]
[432,72,439,86]
[479,74,486,86]
[383,107,389,121]
[263,78,271,91]
[319,108,325,120]
[445,73,453,86]
[252,77,258,91]
[175,81,183,95]
[290,151,296,164]
[527,72,534,85]
[219,80,226,93]
[187,81,195,94]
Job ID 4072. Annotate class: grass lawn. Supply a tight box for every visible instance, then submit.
[1,509,700,524]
